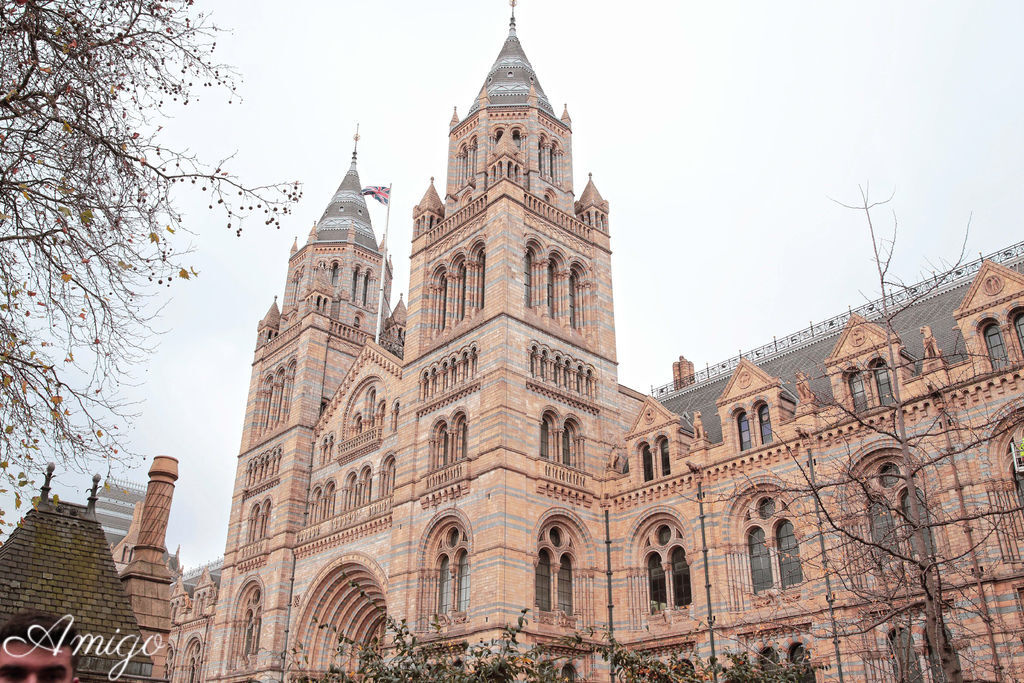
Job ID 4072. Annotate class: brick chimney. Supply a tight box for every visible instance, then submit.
[672,355,695,389]
[120,456,178,678]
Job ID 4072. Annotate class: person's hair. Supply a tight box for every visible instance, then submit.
[0,610,79,673]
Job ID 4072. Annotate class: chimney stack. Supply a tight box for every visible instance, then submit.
[120,456,178,679]
[672,355,696,390]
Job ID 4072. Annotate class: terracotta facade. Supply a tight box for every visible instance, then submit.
[167,15,1024,683]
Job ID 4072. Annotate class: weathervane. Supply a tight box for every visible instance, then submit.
[352,123,361,159]
[510,0,517,25]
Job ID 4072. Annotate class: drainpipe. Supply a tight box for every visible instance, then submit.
[697,479,717,681]
[807,446,845,683]
[604,509,616,681]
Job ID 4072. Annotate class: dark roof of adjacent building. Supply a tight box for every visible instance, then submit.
[658,246,1024,444]
[180,560,223,597]
[0,500,153,680]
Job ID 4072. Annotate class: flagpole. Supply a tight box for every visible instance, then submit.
[374,184,393,342]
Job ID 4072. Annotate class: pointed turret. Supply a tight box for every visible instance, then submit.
[575,173,610,231]
[290,236,298,255]
[468,11,554,115]
[413,177,445,237]
[450,106,460,128]
[314,142,378,251]
[561,103,572,126]
[391,294,407,327]
[260,298,281,329]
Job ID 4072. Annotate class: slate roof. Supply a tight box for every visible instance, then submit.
[658,246,1024,444]
[315,154,379,252]
[467,16,555,116]
[0,500,154,681]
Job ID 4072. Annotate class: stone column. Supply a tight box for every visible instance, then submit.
[120,456,179,679]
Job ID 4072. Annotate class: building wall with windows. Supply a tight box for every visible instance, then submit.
[174,12,1024,683]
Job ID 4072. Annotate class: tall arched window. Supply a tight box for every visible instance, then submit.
[659,438,671,476]
[776,520,803,588]
[248,504,260,543]
[381,457,396,496]
[873,360,895,405]
[641,443,654,482]
[561,426,572,467]
[758,405,772,445]
[457,262,467,321]
[540,414,554,460]
[546,260,556,317]
[456,551,470,612]
[477,249,487,310]
[331,263,339,286]
[437,555,451,614]
[435,421,450,468]
[535,549,552,612]
[737,411,752,451]
[362,270,370,306]
[439,272,449,330]
[870,500,897,552]
[849,371,868,412]
[241,587,261,658]
[568,271,578,328]
[453,414,468,461]
[984,322,1008,369]
[887,627,924,683]
[561,664,577,682]
[647,554,667,613]
[524,251,533,308]
[1015,312,1024,357]
[352,266,360,300]
[670,547,692,607]
[557,556,573,614]
[900,487,936,558]
[748,527,773,593]
[186,641,202,683]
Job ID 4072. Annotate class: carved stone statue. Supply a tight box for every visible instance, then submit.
[610,448,628,474]
[796,371,816,403]
[921,325,942,359]
[692,411,706,441]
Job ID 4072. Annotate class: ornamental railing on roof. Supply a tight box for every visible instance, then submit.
[181,557,224,581]
[650,239,1024,399]
[104,476,146,494]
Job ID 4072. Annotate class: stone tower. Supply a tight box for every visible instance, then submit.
[205,146,391,678]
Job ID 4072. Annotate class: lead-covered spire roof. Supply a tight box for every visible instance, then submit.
[315,145,379,251]
[467,12,554,116]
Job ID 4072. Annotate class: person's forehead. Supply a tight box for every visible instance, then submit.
[0,641,72,666]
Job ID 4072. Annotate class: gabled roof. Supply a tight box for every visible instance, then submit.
[0,499,154,680]
[467,15,554,116]
[260,298,281,329]
[658,248,1024,443]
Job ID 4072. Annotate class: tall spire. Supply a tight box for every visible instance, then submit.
[468,1,553,116]
[313,125,378,251]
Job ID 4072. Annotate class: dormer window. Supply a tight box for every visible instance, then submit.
[983,322,1008,370]
[737,411,752,451]
[848,372,868,412]
[1015,312,1024,355]
[757,405,772,445]
[872,360,895,405]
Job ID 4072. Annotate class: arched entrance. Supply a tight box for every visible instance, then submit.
[294,560,387,675]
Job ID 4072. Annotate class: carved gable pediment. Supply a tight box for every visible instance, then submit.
[315,341,402,437]
[626,397,684,441]
[954,260,1024,319]
[715,358,780,407]
[825,314,897,366]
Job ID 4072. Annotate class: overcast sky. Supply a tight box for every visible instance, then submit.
[9,1,1021,565]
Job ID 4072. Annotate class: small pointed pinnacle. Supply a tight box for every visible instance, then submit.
[450,107,459,127]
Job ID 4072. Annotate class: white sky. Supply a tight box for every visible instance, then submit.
[8,1,1021,565]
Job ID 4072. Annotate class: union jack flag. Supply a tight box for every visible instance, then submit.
[361,186,390,206]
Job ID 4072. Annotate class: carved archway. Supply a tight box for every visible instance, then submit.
[294,559,387,675]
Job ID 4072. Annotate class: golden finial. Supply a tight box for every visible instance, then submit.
[510,0,517,27]
[352,123,361,159]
